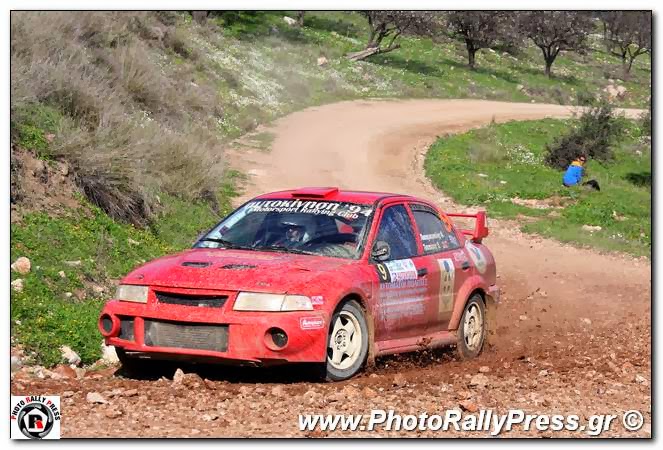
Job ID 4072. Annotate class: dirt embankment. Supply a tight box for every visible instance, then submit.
[12,100,650,437]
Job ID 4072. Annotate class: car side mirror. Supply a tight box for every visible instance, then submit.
[372,241,391,262]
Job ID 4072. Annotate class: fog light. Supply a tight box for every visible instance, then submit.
[267,327,288,349]
[98,314,119,337]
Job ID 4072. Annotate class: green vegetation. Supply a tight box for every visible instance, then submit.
[11,174,239,366]
[425,118,651,257]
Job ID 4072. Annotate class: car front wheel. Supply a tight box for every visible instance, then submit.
[456,294,486,359]
[325,300,369,381]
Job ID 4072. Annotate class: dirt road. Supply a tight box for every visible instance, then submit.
[13,100,651,438]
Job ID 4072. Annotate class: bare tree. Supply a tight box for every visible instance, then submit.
[446,11,518,69]
[348,11,441,61]
[603,11,652,74]
[519,11,593,78]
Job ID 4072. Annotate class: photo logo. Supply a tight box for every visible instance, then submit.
[11,396,61,439]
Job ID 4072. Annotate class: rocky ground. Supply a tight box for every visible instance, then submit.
[11,100,651,438]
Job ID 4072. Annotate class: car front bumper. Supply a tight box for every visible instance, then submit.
[100,300,329,365]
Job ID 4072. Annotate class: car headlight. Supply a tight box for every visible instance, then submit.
[233,292,313,311]
[115,284,148,303]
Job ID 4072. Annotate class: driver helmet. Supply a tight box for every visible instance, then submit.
[281,220,306,243]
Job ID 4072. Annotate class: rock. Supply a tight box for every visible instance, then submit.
[478,173,488,178]
[127,238,140,246]
[63,391,75,398]
[64,260,82,267]
[100,343,119,364]
[519,315,528,321]
[459,400,478,412]
[74,368,86,379]
[303,390,320,404]
[362,387,377,399]
[202,413,218,422]
[635,374,648,385]
[173,368,185,384]
[64,292,73,298]
[604,84,627,99]
[581,318,592,325]
[58,271,66,278]
[499,180,507,184]
[283,16,297,26]
[52,364,77,379]
[105,409,123,419]
[123,389,138,397]
[538,369,549,377]
[317,56,329,66]
[341,385,361,398]
[393,373,407,387]
[582,224,602,233]
[469,373,490,388]
[11,257,31,274]
[60,345,81,366]
[479,366,490,373]
[11,279,24,292]
[86,392,107,404]
[271,385,285,397]
[11,356,22,372]
[516,84,525,91]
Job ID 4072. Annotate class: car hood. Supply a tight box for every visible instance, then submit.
[122,248,356,292]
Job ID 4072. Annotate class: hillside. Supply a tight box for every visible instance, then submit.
[10,11,651,366]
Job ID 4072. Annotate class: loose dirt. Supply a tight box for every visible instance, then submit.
[12,100,650,437]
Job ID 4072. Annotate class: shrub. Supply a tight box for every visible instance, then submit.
[639,109,651,137]
[10,11,225,226]
[544,102,628,169]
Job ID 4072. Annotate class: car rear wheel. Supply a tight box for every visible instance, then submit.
[325,300,369,381]
[456,294,486,359]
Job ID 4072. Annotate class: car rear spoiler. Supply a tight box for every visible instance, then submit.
[446,211,489,243]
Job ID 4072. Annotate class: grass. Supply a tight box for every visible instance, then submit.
[425,118,651,257]
[11,174,240,367]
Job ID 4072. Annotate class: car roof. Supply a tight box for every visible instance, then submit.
[254,187,422,205]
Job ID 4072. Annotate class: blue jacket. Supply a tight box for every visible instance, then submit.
[563,161,584,186]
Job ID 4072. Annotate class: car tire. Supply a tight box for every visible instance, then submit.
[325,300,369,381]
[455,294,486,360]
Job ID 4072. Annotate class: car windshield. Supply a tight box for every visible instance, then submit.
[194,199,374,259]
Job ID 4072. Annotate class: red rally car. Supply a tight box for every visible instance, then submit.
[99,187,499,381]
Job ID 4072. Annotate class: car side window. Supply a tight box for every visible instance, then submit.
[375,204,418,260]
[411,204,460,254]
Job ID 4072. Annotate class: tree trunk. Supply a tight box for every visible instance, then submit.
[296,11,305,27]
[346,47,380,61]
[467,47,477,69]
[544,59,553,78]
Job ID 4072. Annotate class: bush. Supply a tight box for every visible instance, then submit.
[10,12,225,226]
[639,109,651,137]
[544,102,628,169]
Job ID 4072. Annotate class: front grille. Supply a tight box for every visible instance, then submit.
[119,317,134,341]
[144,320,228,352]
[155,291,228,308]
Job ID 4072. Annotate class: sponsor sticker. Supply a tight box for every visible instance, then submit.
[437,258,456,316]
[310,295,324,306]
[466,241,487,274]
[376,258,418,283]
[300,316,325,330]
[11,395,61,439]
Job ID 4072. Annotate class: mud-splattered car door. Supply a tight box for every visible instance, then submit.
[370,203,438,342]
[409,203,466,333]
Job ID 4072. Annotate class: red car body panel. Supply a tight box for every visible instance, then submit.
[99,188,499,366]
